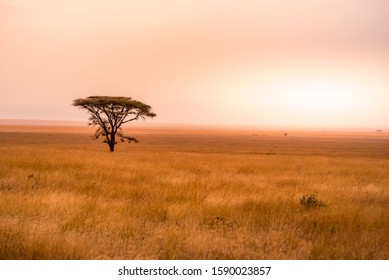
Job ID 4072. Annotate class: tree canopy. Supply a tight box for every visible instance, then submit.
[72,96,156,152]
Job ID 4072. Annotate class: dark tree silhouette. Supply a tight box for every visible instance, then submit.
[72,96,156,152]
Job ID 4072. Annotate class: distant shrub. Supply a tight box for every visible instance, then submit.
[299,194,326,209]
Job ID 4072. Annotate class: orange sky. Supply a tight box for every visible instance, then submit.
[1,0,388,129]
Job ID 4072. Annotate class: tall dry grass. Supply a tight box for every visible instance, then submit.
[0,128,388,259]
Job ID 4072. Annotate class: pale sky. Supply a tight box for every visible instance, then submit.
[1,0,389,129]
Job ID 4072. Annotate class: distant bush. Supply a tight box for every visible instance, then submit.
[299,194,326,209]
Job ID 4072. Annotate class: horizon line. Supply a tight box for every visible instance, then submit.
[0,118,387,132]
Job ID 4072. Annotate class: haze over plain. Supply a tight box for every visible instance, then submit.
[1,0,389,129]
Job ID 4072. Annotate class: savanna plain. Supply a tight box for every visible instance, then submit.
[0,125,388,259]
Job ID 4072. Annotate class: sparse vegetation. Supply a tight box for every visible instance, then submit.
[0,128,388,259]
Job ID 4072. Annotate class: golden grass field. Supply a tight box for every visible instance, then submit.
[0,125,388,259]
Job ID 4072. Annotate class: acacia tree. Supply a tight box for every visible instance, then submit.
[72,96,156,152]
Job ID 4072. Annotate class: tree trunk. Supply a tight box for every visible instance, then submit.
[109,132,115,152]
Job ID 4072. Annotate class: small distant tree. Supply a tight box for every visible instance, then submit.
[72,96,156,152]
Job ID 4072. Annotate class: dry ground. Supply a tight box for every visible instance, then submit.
[0,125,388,259]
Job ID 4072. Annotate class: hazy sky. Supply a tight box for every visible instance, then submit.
[1,0,389,129]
